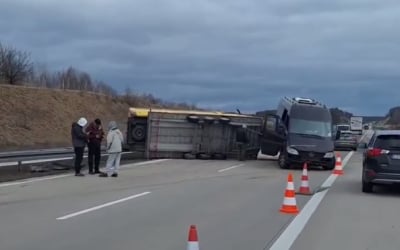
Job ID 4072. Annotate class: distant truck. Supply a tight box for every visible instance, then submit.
[336,124,351,131]
[350,116,363,134]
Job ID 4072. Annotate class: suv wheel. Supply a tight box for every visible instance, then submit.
[362,180,373,193]
[278,151,289,169]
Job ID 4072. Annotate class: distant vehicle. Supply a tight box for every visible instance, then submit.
[336,124,351,131]
[260,97,336,170]
[361,130,400,193]
[350,116,363,135]
[334,130,358,151]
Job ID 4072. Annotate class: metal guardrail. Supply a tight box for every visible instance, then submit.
[0,146,110,169]
[0,146,109,159]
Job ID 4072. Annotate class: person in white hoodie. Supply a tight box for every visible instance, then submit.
[99,121,124,177]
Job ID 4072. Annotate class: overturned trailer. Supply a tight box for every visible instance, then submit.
[125,108,263,160]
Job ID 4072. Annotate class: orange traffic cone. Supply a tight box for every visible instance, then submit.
[187,225,199,250]
[280,173,299,214]
[298,162,312,195]
[333,153,344,175]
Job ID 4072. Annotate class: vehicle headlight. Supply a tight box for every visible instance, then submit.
[324,152,334,158]
[287,146,299,155]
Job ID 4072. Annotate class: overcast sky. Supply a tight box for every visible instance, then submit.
[1,0,399,115]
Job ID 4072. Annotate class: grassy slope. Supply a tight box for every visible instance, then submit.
[0,85,133,151]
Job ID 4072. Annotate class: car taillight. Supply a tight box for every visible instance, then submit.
[367,148,389,157]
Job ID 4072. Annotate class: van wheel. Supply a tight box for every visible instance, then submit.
[278,151,289,169]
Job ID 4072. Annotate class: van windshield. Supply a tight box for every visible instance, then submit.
[289,118,332,137]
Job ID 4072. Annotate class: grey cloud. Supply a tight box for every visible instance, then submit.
[1,0,400,116]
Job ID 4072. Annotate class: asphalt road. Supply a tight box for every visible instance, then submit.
[0,150,351,250]
[290,151,400,250]
[0,130,379,250]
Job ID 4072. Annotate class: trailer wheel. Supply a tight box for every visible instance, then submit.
[183,153,196,160]
[131,125,146,141]
[187,115,200,123]
[204,116,215,124]
[213,153,226,160]
[198,153,211,160]
[219,117,230,124]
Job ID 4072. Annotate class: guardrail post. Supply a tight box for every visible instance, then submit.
[17,161,22,172]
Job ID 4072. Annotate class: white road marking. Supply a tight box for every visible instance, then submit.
[56,191,151,220]
[269,151,354,250]
[125,159,170,168]
[0,161,19,167]
[0,159,170,188]
[218,164,244,173]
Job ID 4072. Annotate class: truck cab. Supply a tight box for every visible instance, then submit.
[260,97,336,170]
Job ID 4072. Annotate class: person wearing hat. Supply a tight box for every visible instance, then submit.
[71,117,88,176]
[85,118,105,174]
[99,121,124,177]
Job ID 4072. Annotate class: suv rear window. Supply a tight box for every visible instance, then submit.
[340,132,353,138]
[374,135,400,149]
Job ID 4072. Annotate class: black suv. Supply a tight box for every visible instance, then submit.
[362,130,400,193]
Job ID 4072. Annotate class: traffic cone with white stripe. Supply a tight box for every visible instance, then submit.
[333,152,344,175]
[280,173,299,214]
[187,225,199,250]
[298,162,312,195]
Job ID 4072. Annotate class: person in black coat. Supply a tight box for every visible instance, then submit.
[85,118,105,174]
[71,117,88,176]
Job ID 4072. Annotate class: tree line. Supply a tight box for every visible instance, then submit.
[0,42,196,109]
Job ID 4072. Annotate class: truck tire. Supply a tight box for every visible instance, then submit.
[213,153,226,160]
[198,153,211,160]
[183,153,196,160]
[131,125,146,141]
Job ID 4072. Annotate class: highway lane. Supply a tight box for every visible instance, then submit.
[289,150,400,250]
[0,152,350,250]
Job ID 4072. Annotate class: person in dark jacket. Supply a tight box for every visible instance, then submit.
[71,117,88,176]
[85,118,105,174]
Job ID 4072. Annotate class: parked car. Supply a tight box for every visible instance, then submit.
[361,130,400,193]
[334,130,358,151]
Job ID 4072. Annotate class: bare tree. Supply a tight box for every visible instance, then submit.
[95,80,117,96]
[0,42,34,85]
[79,71,94,91]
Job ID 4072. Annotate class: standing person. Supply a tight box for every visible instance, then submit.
[99,121,124,177]
[71,117,88,176]
[85,118,105,174]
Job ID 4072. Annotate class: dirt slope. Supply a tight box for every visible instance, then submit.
[0,85,132,151]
